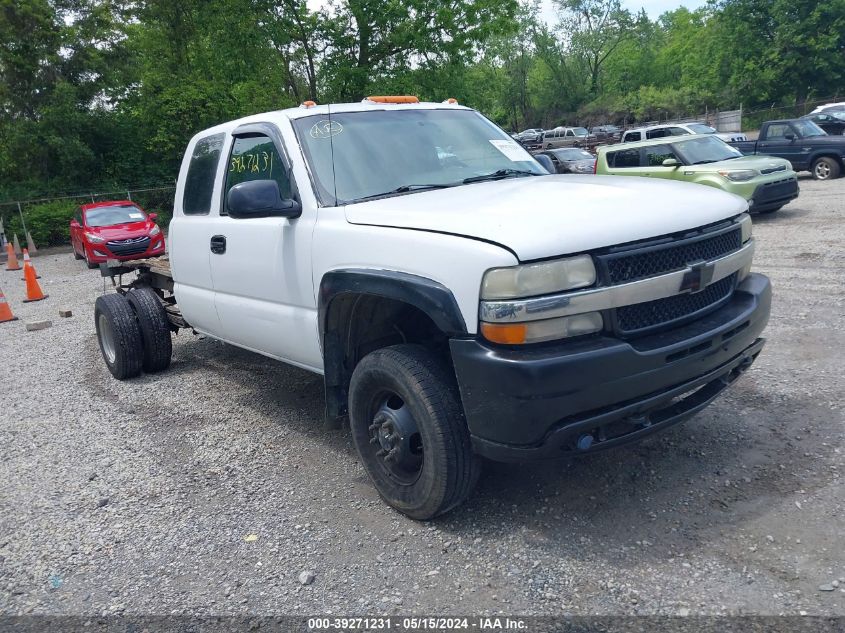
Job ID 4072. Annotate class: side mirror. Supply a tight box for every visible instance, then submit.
[784,132,795,141]
[227,180,302,219]
[148,212,158,222]
[534,154,555,174]
[662,158,681,167]
[70,219,80,227]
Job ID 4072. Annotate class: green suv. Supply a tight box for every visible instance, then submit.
[596,135,799,213]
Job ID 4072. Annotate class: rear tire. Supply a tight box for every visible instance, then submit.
[94,294,144,380]
[348,344,481,520]
[759,205,783,214]
[126,287,172,373]
[73,246,83,260]
[812,157,841,180]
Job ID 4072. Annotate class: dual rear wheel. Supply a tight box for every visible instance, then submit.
[94,287,172,380]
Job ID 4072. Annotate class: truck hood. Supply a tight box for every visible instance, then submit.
[344,175,748,261]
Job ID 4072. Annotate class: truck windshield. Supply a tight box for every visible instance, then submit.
[292,109,545,205]
[688,123,717,134]
[792,119,826,137]
[672,136,744,165]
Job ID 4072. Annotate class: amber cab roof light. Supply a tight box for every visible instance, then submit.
[443,98,458,104]
[300,100,317,108]
[363,95,420,104]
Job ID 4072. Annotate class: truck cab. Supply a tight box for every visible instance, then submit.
[94,98,771,520]
[730,119,845,180]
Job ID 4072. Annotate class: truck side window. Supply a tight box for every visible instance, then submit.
[609,148,641,168]
[183,133,225,215]
[223,134,291,215]
[626,131,641,142]
[766,124,790,140]
[645,144,677,166]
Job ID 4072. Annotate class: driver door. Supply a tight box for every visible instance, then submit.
[206,125,321,371]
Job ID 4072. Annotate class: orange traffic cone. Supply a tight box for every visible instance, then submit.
[5,242,21,271]
[22,251,47,303]
[20,249,40,280]
[0,286,17,323]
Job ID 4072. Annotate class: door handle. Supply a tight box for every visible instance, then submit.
[210,235,226,254]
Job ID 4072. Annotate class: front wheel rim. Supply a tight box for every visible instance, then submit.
[366,392,424,486]
[98,313,116,364]
[816,162,830,179]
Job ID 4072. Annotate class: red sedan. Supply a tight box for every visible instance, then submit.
[70,201,165,268]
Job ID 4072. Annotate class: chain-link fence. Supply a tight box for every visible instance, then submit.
[0,185,176,251]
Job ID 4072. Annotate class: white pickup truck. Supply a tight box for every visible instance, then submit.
[94,97,771,519]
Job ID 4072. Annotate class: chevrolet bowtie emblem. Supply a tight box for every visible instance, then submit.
[680,261,716,294]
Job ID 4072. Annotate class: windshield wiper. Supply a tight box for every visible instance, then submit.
[691,159,718,165]
[349,183,456,203]
[463,169,540,184]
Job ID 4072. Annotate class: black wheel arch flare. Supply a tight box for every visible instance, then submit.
[318,269,468,424]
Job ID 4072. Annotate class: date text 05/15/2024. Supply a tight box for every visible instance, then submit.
[307,617,528,630]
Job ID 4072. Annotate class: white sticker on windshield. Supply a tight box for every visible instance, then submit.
[489,139,530,162]
[129,213,144,219]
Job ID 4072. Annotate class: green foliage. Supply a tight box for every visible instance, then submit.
[1,0,844,216]
[6,200,75,247]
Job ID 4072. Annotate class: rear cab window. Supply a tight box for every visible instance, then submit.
[183,133,225,215]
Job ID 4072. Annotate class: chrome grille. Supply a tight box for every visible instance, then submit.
[616,273,738,334]
[602,227,742,284]
[597,225,743,337]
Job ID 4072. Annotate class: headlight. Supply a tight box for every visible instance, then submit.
[481,255,596,300]
[150,225,161,237]
[738,213,752,243]
[481,312,603,345]
[718,169,758,182]
[85,232,105,244]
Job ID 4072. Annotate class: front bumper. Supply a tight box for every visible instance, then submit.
[85,235,166,263]
[749,177,799,212]
[450,273,771,462]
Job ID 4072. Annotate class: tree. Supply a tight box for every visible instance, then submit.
[716,0,845,106]
[319,0,519,101]
[554,0,633,96]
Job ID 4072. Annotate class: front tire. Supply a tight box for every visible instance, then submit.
[348,344,481,520]
[94,294,144,380]
[126,287,172,373]
[812,157,841,180]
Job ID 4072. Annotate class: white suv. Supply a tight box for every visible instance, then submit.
[622,122,747,144]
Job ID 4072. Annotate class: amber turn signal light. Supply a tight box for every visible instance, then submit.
[480,322,527,345]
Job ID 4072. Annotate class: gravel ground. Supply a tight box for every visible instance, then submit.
[1,176,843,617]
